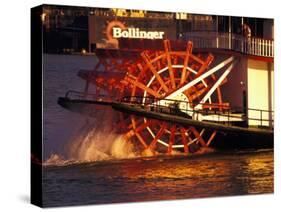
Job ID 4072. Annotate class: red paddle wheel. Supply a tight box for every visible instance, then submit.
[76,39,236,155]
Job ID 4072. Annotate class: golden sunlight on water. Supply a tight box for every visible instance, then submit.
[43,150,273,207]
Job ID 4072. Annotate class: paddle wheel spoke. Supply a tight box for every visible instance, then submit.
[189,127,207,147]
[141,51,169,93]
[124,75,161,98]
[168,125,176,154]
[207,130,217,146]
[180,127,189,154]
[180,41,193,85]
[148,122,167,152]
[164,40,176,89]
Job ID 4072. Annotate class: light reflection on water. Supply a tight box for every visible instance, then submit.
[43,150,273,207]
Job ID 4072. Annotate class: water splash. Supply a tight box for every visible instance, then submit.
[43,106,216,166]
[44,108,137,166]
[43,153,76,166]
[110,135,136,159]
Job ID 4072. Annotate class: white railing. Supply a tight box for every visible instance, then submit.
[183,32,274,58]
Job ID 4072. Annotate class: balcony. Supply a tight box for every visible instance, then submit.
[182,32,274,58]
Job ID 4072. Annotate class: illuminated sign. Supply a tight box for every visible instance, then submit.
[112,27,165,40]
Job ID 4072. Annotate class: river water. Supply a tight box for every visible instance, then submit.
[43,149,273,207]
[42,54,273,207]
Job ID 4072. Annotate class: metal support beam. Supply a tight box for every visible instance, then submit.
[199,61,237,106]
[164,56,235,100]
[164,40,176,89]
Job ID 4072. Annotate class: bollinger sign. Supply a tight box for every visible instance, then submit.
[112,27,165,40]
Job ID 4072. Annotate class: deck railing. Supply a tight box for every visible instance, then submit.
[182,32,274,58]
[63,91,274,129]
[120,96,274,129]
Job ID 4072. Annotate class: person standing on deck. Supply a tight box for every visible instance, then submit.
[243,23,252,53]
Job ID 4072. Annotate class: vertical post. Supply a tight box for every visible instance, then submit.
[260,110,263,126]
[262,39,265,56]
[257,39,259,55]
[260,39,262,56]
[241,17,244,52]
[229,16,232,49]
[268,41,270,57]
[216,15,219,48]
[265,40,268,56]
[228,109,230,126]
[255,38,257,55]
[251,38,254,54]
[268,62,273,128]
[271,40,274,57]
